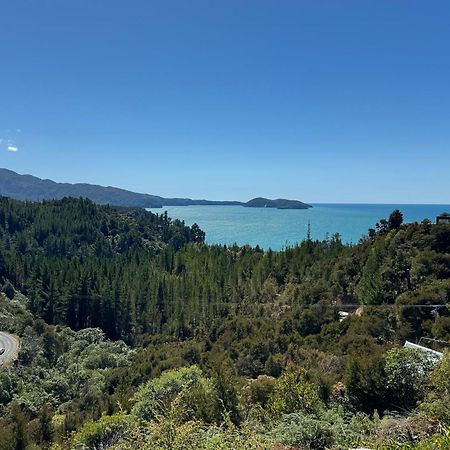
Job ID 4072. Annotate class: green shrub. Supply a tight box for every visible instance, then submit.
[270,413,334,450]
[71,413,130,449]
[269,366,321,416]
[131,365,219,423]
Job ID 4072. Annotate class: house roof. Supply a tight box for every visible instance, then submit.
[404,341,444,360]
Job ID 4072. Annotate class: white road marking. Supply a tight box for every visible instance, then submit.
[0,332,19,365]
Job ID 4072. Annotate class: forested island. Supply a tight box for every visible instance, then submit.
[0,196,449,449]
[0,168,310,210]
[244,197,312,209]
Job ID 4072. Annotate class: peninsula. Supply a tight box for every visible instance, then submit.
[0,168,312,210]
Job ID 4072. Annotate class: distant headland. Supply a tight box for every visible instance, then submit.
[243,197,311,209]
[0,168,311,210]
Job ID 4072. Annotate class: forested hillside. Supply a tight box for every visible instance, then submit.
[0,168,241,207]
[0,197,449,449]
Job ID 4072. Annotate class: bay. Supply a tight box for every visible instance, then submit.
[148,204,450,250]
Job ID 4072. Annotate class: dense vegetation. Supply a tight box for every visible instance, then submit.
[0,196,449,449]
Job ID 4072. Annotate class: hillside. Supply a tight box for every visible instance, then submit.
[0,168,241,208]
[0,200,449,448]
[0,195,205,259]
[0,168,243,208]
[0,168,166,207]
[0,168,308,209]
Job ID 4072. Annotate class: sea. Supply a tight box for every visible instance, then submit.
[147,204,450,251]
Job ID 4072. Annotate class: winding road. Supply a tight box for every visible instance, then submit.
[0,331,19,365]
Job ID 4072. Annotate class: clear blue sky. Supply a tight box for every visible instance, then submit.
[1,1,449,203]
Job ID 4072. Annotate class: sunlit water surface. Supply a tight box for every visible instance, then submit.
[147,204,450,250]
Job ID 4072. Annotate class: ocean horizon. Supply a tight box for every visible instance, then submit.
[148,203,450,250]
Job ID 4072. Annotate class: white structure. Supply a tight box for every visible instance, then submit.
[436,213,450,224]
[338,311,350,322]
[404,341,444,361]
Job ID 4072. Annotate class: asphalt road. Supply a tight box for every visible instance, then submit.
[0,331,19,365]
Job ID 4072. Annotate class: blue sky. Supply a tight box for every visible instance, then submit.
[1,0,449,203]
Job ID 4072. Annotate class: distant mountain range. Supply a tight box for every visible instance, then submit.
[0,168,312,210]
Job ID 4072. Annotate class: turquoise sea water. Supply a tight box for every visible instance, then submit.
[148,204,450,250]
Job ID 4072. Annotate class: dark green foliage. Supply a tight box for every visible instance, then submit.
[0,201,449,448]
[345,353,388,413]
[0,196,203,340]
[389,209,404,230]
